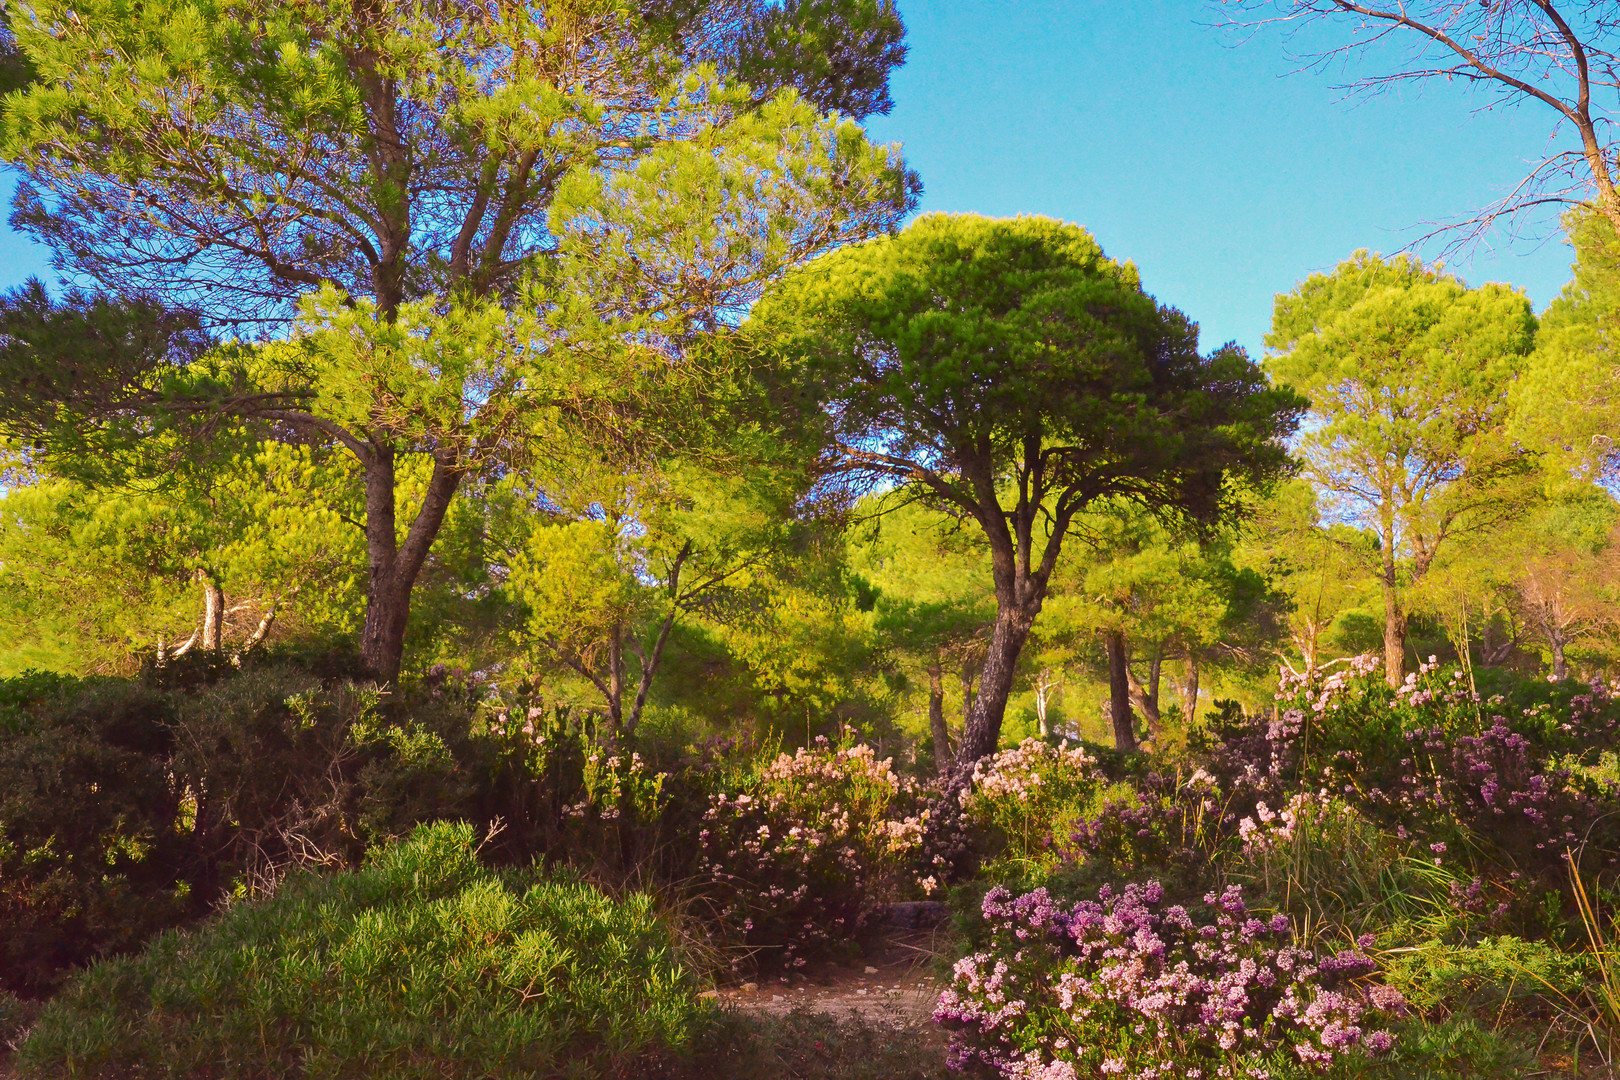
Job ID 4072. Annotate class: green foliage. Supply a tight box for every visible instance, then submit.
[752,212,1302,760]
[0,0,917,680]
[0,671,193,995]
[1265,251,1539,684]
[1516,209,1620,480]
[760,213,1300,531]
[15,822,706,1079]
[0,444,365,676]
[1333,1016,1536,1080]
[0,660,531,994]
[1385,937,1590,1023]
[728,0,908,121]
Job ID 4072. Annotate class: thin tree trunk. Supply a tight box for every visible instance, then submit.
[1181,651,1200,726]
[929,661,950,776]
[960,663,976,725]
[196,569,224,652]
[1034,668,1057,738]
[1380,503,1404,687]
[1126,663,1161,741]
[1382,586,1407,689]
[1106,630,1136,753]
[1550,627,1569,682]
[606,627,626,736]
[622,542,692,738]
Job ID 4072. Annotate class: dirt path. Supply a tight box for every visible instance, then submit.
[713,929,951,1033]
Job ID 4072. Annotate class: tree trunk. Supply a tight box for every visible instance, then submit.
[1106,630,1136,753]
[606,626,626,735]
[1381,589,1407,689]
[1549,627,1569,682]
[1034,667,1057,738]
[196,569,224,652]
[1379,503,1404,687]
[929,661,950,776]
[955,609,1036,767]
[1126,647,1161,741]
[1481,606,1517,666]
[960,663,976,725]
[1180,651,1200,726]
[358,450,463,683]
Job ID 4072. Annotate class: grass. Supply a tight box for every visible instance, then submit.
[14,821,708,1079]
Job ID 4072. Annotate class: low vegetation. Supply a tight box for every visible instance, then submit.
[3,3,1620,1078]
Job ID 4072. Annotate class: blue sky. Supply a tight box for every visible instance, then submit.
[0,1,1581,358]
[863,0,1579,357]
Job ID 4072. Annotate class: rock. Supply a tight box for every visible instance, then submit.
[855,988,868,996]
[698,990,719,1001]
[864,965,880,974]
[740,982,759,993]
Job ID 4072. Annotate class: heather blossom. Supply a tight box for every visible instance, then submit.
[936,881,1405,1079]
[698,736,930,968]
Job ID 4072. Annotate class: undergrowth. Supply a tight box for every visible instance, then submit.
[15,822,706,1079]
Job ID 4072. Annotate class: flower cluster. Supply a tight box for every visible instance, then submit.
[697,737,928,969]
[963,739,1099,807]
[1234,792,1355,857]
[960,739,1100,874]
[936,881,1406,1080]
[1394,720,1594,868]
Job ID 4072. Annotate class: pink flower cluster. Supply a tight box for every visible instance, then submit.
[962,739,1098,809]
[935,881,1405,1079]
[698,737,929,969]
[1235,792,1355,857]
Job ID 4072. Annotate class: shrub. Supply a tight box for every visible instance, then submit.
[16,822,707,1079]
[1066,766,1229,891]
[697,737,928,970]
[1382,936,1591,1028]
[959,738,1101,880]
[0,672,192,995]
[935,880,1407,1080]
[0,660,544,992]
[1,988,39,1050]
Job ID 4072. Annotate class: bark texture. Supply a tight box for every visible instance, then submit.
[1106,630,1137,753]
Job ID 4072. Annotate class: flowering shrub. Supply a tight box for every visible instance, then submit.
[936,880,1407,1080]
[960,739,1100,876]
[1068,767,1228,887]
[697,737,928,969]
[1393,720,1598,863]
[1253,659,1620,934]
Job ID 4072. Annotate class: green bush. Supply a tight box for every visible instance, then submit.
[2,988,39,1050]
[16,822,708,1079]
[0,671,193,994]
[0,660,533,993]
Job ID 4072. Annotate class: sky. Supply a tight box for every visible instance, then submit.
[0,0,1584,358]
[862,0,1581,357]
